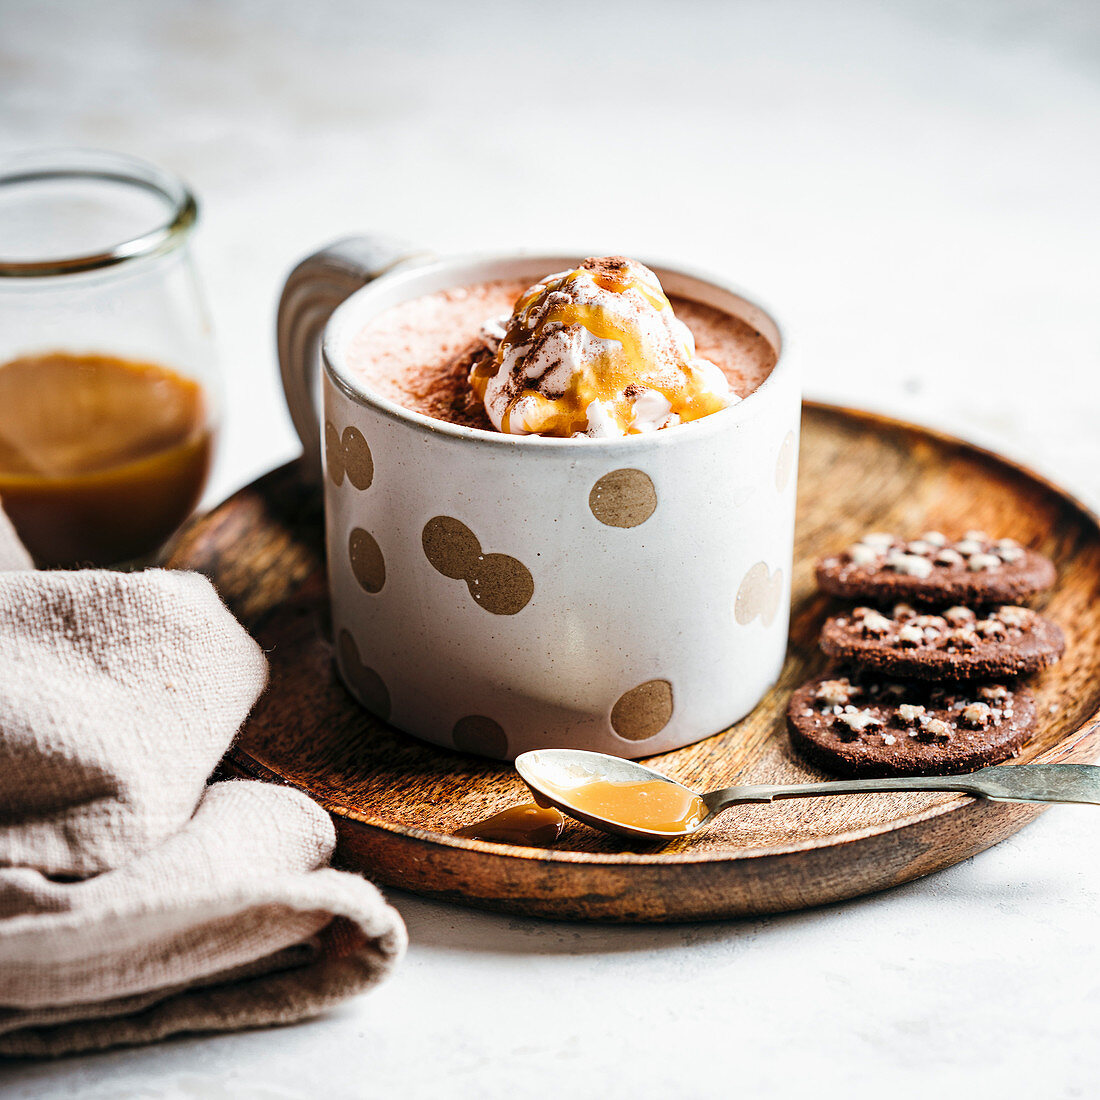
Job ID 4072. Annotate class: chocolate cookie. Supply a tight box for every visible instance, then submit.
[787,673,1036,776]
[815,531,1055,606]
[820,603,1065,681]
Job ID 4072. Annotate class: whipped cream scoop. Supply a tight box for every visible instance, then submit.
[469,256,738,438]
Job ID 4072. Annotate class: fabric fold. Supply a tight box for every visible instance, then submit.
[0,782,406,1058]
[0,569,268,877]
[0,518,405,1057]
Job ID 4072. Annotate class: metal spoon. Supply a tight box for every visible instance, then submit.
[515,748,1100,842]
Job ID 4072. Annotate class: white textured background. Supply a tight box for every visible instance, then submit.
[2,1,1099,1097]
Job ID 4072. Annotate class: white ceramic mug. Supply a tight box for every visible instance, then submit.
[277,238,799,760]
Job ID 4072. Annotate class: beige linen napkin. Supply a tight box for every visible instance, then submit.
[0,524,406,1057]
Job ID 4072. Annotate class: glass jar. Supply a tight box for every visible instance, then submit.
[0,148,220,566]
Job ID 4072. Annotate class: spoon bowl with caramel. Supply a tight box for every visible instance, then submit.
[515,749,1100,842]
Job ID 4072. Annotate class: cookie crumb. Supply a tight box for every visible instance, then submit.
[945,627,978,650]
[886,552,934,579]
[860,532,895,549]
[848,543,879,566]
[836,708,881,736]
[996,605,1031,628]
[918,718,952,742]
[960,702,993,729]
[816,678,857,707]
[944,606,975,626]
[859,610,892,636]
[968,553,1002,572]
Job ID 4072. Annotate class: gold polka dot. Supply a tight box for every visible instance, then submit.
[775,430,796,493]
[453,715,509,759]
[341,426,374,490]
[423,516,481,579]
[611,679,673,740]
[349,528,386,593]
[589,469,658,528]
[468,553,534,616]
[735,562,783,626]
[325,421,344,486]
[336,629,391,720]
[326,423,375,490]
[424,518,534,616]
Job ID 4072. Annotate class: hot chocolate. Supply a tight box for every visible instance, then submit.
[346,273,778,433]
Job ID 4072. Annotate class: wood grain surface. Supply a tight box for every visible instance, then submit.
[169,403,1100,922]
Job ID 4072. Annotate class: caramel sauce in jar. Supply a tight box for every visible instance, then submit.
[0,352,213,566]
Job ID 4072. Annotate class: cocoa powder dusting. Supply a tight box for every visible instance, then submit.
[345,277,777,430]
[416,342,495,431]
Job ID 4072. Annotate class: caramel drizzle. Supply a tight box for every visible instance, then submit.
[469,264,727,437]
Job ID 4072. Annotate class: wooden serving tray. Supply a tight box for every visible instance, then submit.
[170,403,1100,922]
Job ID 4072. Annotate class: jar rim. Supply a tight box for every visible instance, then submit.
[0,148,197,278]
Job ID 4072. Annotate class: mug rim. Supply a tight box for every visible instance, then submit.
[323,250,792,451]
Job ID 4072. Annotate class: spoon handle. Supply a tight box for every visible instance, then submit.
[708,764,1100,809]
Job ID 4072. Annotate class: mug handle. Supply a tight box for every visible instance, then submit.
[276,235,432,476]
